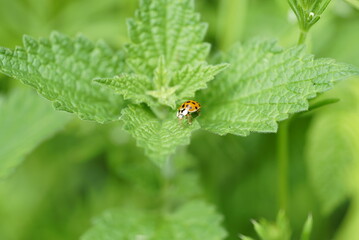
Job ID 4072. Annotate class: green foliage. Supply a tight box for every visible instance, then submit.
[300,214,313,240]
[121,105,200,166]
[0,0,230,162]
[306,80,359,214]
[0,88,71,178]
[198,40,359,136]
[123,0,228,108]
[94,74,154,106]
[126,0,210,75]
[170,63,228,102]
[120,0,226,160]
[0,32,125,122]
[1,0,357,163]
[95,63,228,109]
[288,0,332,32]
[0,122,118,240]
[81,149,225,240]
[252,212,291,240]
[240,212,312,240]
[0,0,359,239]
[81,200,227,240]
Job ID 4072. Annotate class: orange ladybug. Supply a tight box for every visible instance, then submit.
[177,100,201,123]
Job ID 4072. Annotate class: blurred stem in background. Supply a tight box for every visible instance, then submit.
[217,0,248,51]
[277,0,333,215]
[277,120,289,213]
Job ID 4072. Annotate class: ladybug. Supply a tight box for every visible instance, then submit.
[177,100,201,123]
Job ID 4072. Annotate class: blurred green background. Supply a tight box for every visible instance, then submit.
[1,0,359,239]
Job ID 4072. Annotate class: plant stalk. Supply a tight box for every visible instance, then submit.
[277,120,289,212]
[298,30,308,45]
[277,24,308,214]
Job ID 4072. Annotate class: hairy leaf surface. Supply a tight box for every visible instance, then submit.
[121,105,200,166]
[126,0,210,75]
[94,74,154,105]
[172,63,229,101]
[0,32,125,122]
[81,201,227,240]
[199,40,359,136]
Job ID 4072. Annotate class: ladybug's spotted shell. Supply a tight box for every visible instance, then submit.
[179,100,201,113]
[177,100,201,120]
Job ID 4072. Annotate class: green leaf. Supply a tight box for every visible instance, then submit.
[0,88,71,178]
[95,0,226,109]
[81,200,227,240]
[240,212,291,240]
[0,32,125,123]
[121,105,200,166]
[240,212,313,240]
[253,212,291,240]
[147,85,179,108]
[300,214,313,240]
[94,73,154,105]
[172,63,229,101]
[239,235,256,240]
[153,55,169,89]
[96,63,228,109]
[198,40,359,136]
[126,0,210,76]
[146,56,179,108]
[306,79,359,214]
[164,201,226,240]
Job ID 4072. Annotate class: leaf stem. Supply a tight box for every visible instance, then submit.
[277,20,308,213]
[277,120,289,212]
[161,158,174,212]
[298,30,308,45]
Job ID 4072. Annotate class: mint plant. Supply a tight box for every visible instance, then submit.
[198,40,358,136]
[0,33,125,122]
[289,0,332,44]
[239,212,313,240]
[82,200,227,240]
[1,0,357,166]
[0,0,359,239]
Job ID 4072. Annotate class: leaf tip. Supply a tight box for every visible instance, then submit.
[23,35,38,51]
